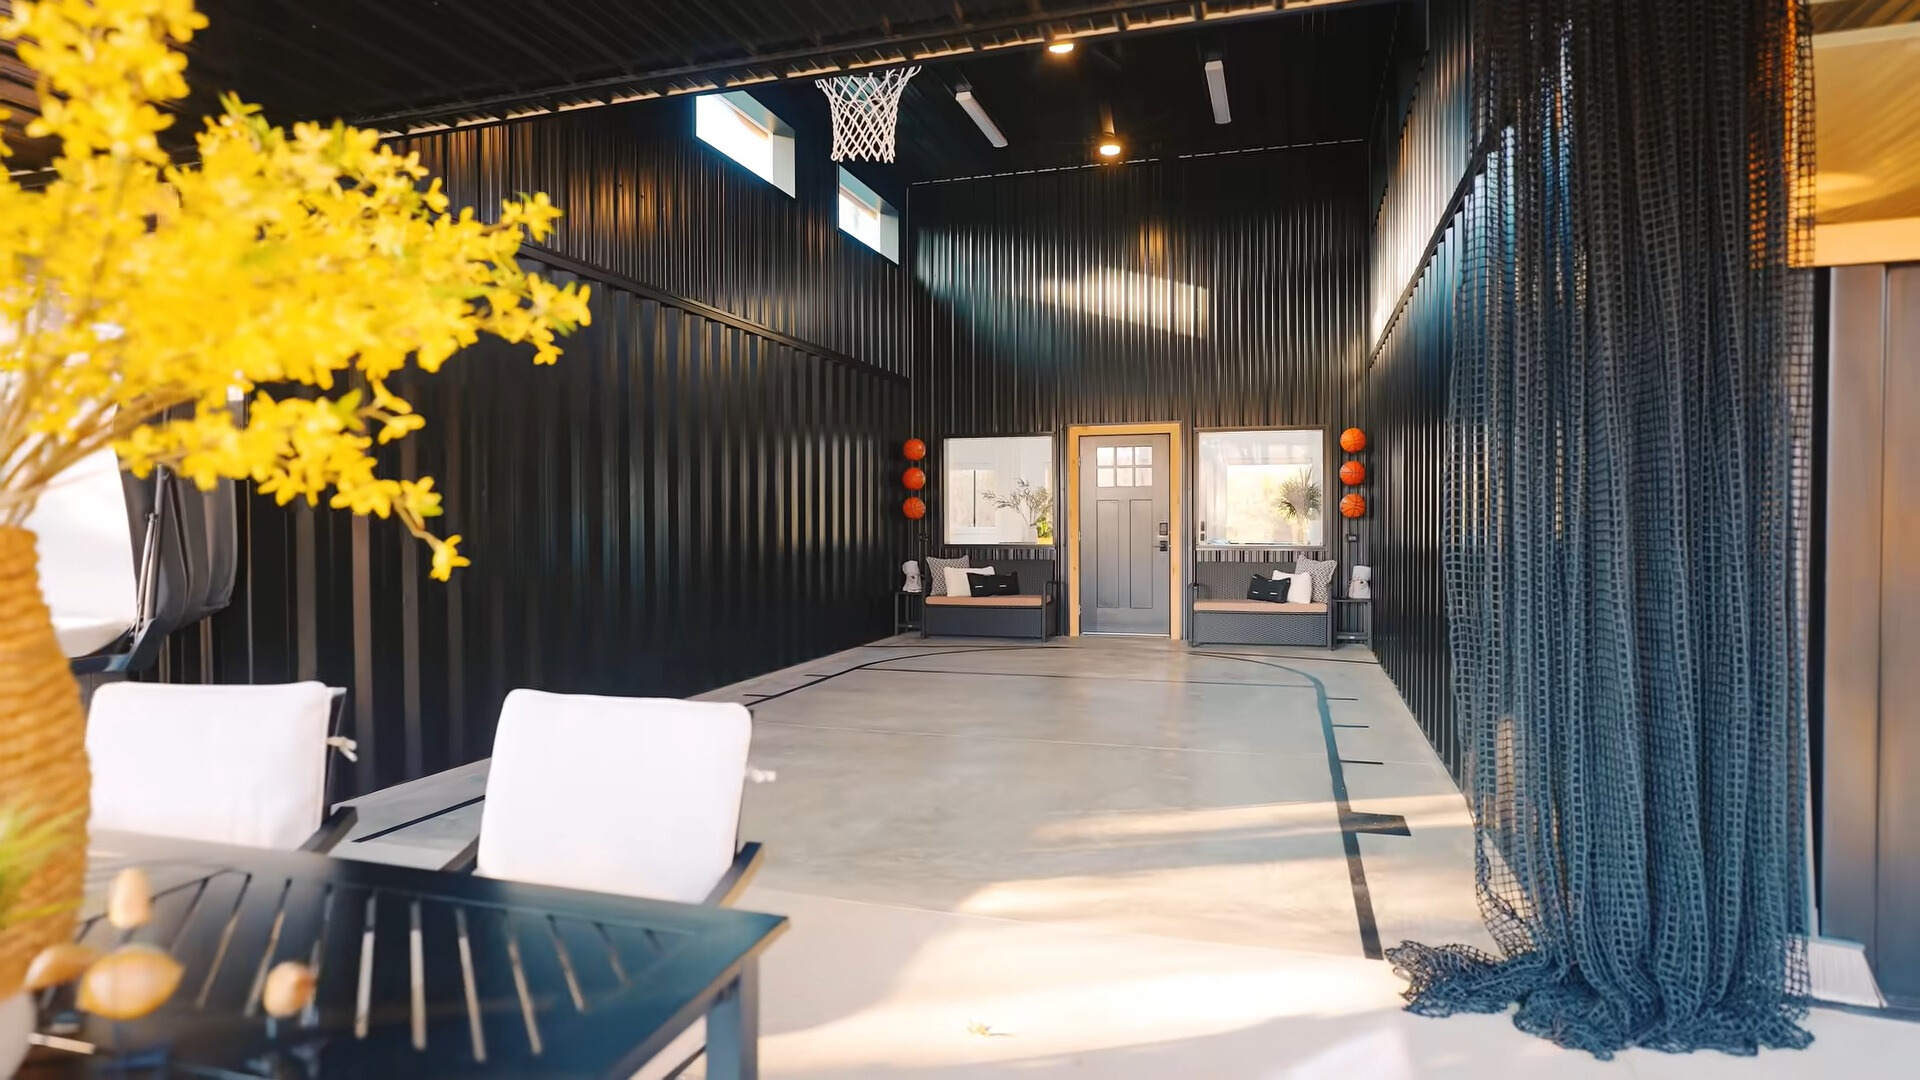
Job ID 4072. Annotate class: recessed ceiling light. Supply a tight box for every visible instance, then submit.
[1097,140,1122,158]
[1047,41,1075,55]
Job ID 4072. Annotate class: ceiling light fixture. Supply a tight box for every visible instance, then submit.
[1204,57,1231,125]
[1096,104,1122,161]
[1047,40,1076,55]
[954,83,1009,148]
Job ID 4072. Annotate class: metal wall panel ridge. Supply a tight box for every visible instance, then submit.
[160,99,913,795]
[911,144,1374,586]
[1364,0,1477,781]
[1367,0,1474,349]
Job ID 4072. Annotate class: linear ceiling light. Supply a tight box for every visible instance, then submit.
[1204,57,1231,124]
[954,84,1009,147]
[1047,40,1076,55]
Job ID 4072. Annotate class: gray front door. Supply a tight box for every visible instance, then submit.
[1078,433,1171,634]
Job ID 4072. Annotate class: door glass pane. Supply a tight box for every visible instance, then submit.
[1116,447,1134,466]
[1135,445,1152,465]
[1136,467,1151,487]
[1115,467,1134,487]
[1097,467,1114,487]
[1096,446,1114,466]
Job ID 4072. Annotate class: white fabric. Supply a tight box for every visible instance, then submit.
[87,681,335,849]
[1286,572,1314,604]
[25,448,137,657]
[478,690,752,904]
[941,565,993,598]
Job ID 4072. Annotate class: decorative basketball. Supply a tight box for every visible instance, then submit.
[902,466,926,490]
[1339,493,1367,519]
[903,438,927,461]
[903,496,928,520]
[1339,460,1366,486]
[1339,427,1367,453]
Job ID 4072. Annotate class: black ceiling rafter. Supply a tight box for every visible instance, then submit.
[353,0,1380,135]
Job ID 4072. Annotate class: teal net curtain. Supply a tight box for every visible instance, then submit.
[1386,0,1817,1057]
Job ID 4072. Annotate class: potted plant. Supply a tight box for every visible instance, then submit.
[1271,468,1322,545]
[983,480,1055,544]
[0,0,586,1006]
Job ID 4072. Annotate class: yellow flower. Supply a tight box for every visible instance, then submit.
[429,536,471,582]
[0,0,587,573]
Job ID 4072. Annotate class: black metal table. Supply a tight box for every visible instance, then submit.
[22,831,787,1079]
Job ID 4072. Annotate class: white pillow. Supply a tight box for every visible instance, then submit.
[943,565,994,597]
[1270,570,1313,603]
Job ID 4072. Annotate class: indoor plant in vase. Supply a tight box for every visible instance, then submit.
[0,0,587,1038]
[984,480,1055,544]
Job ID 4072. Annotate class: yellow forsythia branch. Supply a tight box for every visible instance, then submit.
[0,0,589,578]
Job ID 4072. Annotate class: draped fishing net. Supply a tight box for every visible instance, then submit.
[1385,0,1818,1058]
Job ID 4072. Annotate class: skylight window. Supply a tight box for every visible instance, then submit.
[694,92,795,196]
[837,167,900,262]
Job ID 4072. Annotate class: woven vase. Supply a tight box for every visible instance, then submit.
[0,525,89,999]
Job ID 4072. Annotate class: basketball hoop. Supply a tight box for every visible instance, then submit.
[816,67,920,162]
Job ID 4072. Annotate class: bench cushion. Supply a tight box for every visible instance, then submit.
[927,594,1046,608]
[1194,600,1327,614]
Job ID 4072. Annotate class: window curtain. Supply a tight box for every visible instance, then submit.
[1387,0,1817,1058]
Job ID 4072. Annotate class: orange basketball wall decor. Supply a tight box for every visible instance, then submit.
[1339,427,1367,453]
[1339,460,1366,486]
[903,496,927,520]
[902,467,926,490]
[1339,493,1367,519]
[903,438,927,461]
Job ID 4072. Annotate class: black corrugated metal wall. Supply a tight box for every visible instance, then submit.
[164,99,911,796]
[1365,0,1477,780]
[911,143,1374,580]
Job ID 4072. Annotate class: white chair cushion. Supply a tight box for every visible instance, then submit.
[87,681,335,850]
[478,691,752,904]
[26,448,137,657]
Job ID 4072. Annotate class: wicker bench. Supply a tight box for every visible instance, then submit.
[920,557,1059,641]
[1189,559,1334,648]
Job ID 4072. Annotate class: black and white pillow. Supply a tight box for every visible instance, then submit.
[926,554,971,596]
[968,572,1021,597]
[1292,555,1337,603]
[1247,575,1287,603]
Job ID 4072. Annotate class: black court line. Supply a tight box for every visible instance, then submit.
[1193,650,1383,667]
[1339,759,1385,766]
[743,645,1045,706]
[1194,651,1406,961]
[352,795,487,844]
[843,666,1314,690]
[1333,723,1369,729]
[738,641,1408,962]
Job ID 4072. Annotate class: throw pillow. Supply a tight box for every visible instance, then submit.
[927,554,970,596]
[1247,575,1286,603]
[1286,572,1314,604]
[943,565,993,597]
[1292,555,1337,603]
[968,572,1021,597]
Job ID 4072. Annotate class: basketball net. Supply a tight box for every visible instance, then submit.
[816,67,919,162]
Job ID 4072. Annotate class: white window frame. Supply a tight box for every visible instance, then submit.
[694,91,795,196]
[1195,427,1328,549]
[836,167,900,263]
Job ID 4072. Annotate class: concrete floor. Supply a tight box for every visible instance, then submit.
[340,634,1920,1077]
